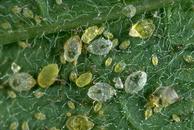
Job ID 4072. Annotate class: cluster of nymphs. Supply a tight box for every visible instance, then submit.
[4,4,180,130]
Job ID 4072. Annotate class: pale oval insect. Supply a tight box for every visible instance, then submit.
[7,90,17,98]
[151,54,159,66]
[69,70,78,82]
[81,26,103,44]
[64,35,82,64]
[21,121,30,130]
[37,64,59,88]
[124,71,147,94]
[153,86,179,107]
[119,40,130,50]
[66,115,94,130]
[144,107,153,120]
[11,62,21,73]
[34,112,46,120]
[94,102,103,112]
[114,61,126,73]
[67,101,76,110]
[113,77,124,89]
[112,38,119,48]
[87,38,112,55]
[105,57,112,67]
[76,72,92,87]
[171,114,181,122]
[129,19,155,39]
[103,30,114,40]
[9,121,18,130]
[8,72,36,92]
[183,55,194,63]
[87,82,116,102]
[122,4,136,18]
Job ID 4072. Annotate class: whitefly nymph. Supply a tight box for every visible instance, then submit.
[87,82,116,102]
[8,72,36,92]
[63,35,82,64]
[124,71,147,94]
[87,37,112,55]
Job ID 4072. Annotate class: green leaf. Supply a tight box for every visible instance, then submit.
[1,0,194,130]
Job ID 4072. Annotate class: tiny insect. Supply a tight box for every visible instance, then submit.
[151,54,159,66]
[171,114,181,122]
[105,57,112,67]
[66,112,72,117]
[87,82,116,102]
[8,72,36,92]
[18,41,31,49]
[119,40,130,50]
[114,61,126,73]
[112,38,119,48]
[7,90,17,98]
[87,38,112,55]
[144,107,153,120]
[113,77,124,89]
[22,8,34,19]
[124,71,147,94]
[81,26,103,44]
[183,55,194,63]
[33,91,45,98]
[63,35,82,64]
[37,64,59,88]
[67,101,76,110]
[75,72,92,87]
[9,121,18,130]
[103,30,114,40]
[153,86,179,107]
[93,102,103,112]
[121,4,136,18]
[11,62,21,73]
[97,26,105,35]
[21,121,30,130]
[69,70,78,82]
[66,115,94,130]
[34,112,46,120]
[34,15,43,24]
[129,19,155,39]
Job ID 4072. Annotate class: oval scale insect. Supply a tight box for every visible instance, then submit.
[66,115,94,130]
[87,82,116,102]
[114,61,126,73]
[63,35,82,65]
[129,19,155,39]
[124,71,147,94]
[75,72,92,87]
[87,38,112,56]
[94,102,103,112]
[34,112,46,121]
[21,121,30,130]
[8,72,36,92]
[67,101,76,110]
[37,64,59,88]
[105,57,112,67]
[81,26,104,44]
[122,4,136,18]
